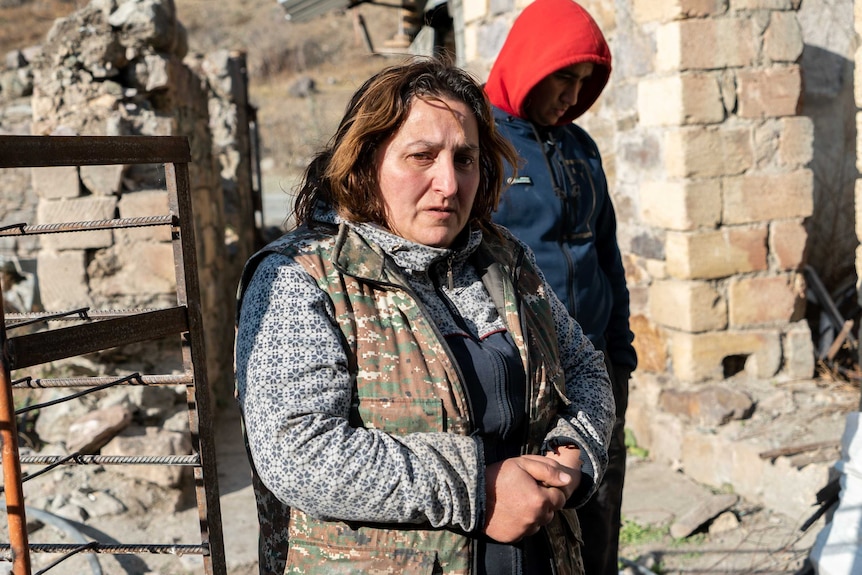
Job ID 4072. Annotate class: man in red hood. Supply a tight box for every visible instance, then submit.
[486,1,637,574]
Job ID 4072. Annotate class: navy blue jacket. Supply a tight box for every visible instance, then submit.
[492,106,637,370]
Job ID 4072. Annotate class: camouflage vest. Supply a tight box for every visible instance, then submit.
[239,222,584,575]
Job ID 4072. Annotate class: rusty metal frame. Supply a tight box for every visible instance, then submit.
[0,135,226,575]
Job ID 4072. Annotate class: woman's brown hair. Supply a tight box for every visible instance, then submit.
[293,57,519,232]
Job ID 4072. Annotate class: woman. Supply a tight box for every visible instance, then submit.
[235,57,614,575]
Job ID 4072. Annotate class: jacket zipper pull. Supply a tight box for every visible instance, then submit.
[447,256,455,290]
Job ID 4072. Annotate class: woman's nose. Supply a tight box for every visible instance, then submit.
[433,160,459,197]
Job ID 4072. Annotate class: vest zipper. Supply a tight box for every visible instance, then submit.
[403,272,480,567]
[447,254,455,290]
[511,246,559,575]
[509,247,535,458]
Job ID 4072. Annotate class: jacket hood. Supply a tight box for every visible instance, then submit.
[484,0,611,126]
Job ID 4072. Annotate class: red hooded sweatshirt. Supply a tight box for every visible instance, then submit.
[484,0,611,126]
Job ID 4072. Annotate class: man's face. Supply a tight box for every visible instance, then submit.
[524,62,595,127]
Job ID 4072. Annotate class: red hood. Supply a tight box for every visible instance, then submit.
[484,0,611,126]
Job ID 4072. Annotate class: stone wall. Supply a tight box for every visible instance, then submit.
[188,48,259,309]
[460,0,819,384]
[0,0,256,405]
[0,46,39,264]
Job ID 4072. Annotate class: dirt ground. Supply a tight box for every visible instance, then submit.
[6,399,827,575]
[8,399,828,574]
[619,458,822,575]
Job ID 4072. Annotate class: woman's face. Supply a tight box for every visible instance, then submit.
[376,96,480,248]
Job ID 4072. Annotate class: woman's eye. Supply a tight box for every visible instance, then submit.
[456,155,476,167]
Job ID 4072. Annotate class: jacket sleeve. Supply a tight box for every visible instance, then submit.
[519,242,615,504]
[235,252,485,532]
[592,151,638,372]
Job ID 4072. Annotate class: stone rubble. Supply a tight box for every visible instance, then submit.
[0,2,258,554]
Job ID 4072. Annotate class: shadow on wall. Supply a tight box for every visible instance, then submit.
[800,44,858,293]
[799,44,860,377]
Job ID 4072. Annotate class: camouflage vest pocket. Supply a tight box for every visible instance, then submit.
[545,509,585,575]
[352,397,445,434]
[286,535,442,574]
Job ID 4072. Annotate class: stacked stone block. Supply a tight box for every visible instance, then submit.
[187,49,258,313]
[461,0,814,384]
[633,1,813,383]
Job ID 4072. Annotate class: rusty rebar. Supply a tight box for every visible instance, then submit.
[14,374,144,415]
[32,541,98,575]
[0,543,208,559]
[12,373,193,388]
[4,308,90,331]
[19,454,200,466]
[0,215,174,237]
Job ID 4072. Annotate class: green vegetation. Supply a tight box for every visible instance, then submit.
[619,517,667,547]
[672,532,706,547]
[618,518,669,574]
[618,515,709,573]
[625,427,649,459]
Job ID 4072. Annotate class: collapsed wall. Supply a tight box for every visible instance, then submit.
[0,0,257,406]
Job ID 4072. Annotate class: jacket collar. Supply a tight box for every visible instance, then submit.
[492,105,564,142]
[321,209,483,283]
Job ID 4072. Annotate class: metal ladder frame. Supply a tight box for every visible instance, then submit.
[0,135,226,575]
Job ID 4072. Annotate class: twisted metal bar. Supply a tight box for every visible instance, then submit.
[0,215,175,236]
[11,454,79,489]
[0,223,25,234]
[15,374,143,415]
[2,452,200,493]
[5,309,165,322]
[19,454,200,466]
[0,543,208,559]
[33,541,99,575]
[12,373,193,389]
[5,307,90,331]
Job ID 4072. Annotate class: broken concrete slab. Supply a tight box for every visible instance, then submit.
[622,458,719,528]
[670,493,738,539]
